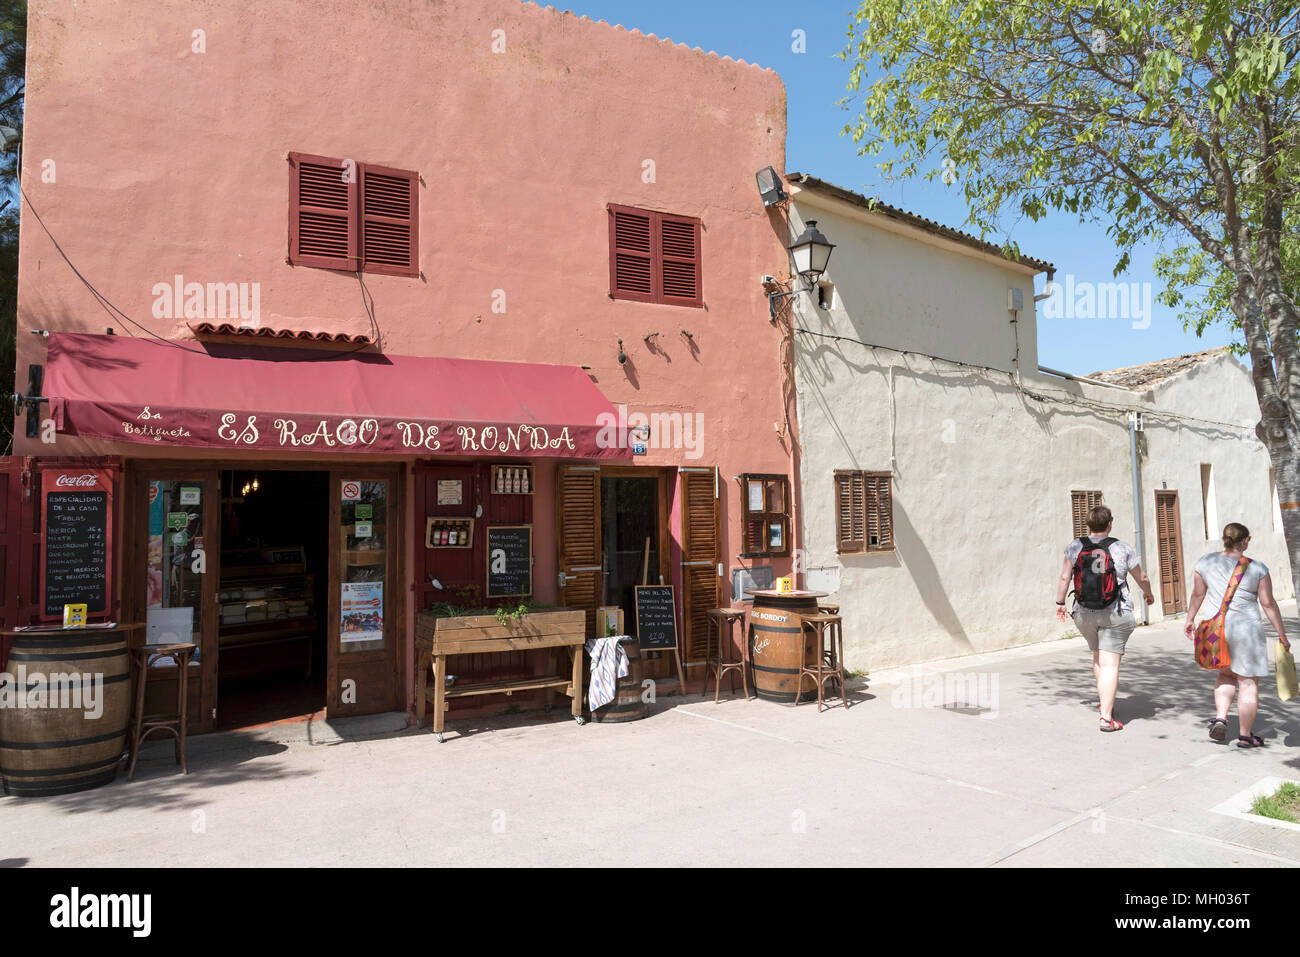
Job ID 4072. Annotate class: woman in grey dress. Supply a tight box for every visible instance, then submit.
[1184,523,1291,747]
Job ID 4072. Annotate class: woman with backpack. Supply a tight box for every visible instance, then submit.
[1055,505,1156,732]
[1184,523,1291,748]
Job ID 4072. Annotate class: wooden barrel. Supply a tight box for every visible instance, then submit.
[0,629,131,797]
[588,637,648,723]
[750,593,820,703]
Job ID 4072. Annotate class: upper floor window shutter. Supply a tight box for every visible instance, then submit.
[659,213,702,307]
[288,152,358,272]
[360,163,419,277]
[609,205,656,302]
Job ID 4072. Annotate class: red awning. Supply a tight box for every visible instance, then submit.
[45,333,630,459]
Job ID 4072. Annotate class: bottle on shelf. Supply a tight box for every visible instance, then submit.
[511,468,519,493]
[496,468,505,493]
[521,468,529,494]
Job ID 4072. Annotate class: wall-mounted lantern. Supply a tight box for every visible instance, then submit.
[768,220,836,318]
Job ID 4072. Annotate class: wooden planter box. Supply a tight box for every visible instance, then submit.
[415,609,586,741]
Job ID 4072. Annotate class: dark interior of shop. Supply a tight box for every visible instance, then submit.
[601,476,660,623]
[216,470,328,729]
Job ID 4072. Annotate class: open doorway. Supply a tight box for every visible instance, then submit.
[216,470,329,729]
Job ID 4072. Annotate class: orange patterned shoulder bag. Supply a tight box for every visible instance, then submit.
[1193,557,1250,670]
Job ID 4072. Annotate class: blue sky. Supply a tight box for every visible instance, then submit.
[553,0,1237,376]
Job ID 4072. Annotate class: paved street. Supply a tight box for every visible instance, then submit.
[4,606,1300,867]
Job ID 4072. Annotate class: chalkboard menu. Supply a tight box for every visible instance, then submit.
[486,525,532,597]
[634,585,678,651]
[41,469,114,618]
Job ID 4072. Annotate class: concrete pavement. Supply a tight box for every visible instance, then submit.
[4,605,1299,867]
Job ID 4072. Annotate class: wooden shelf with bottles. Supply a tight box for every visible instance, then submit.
[425,517,474,549]
[491,464,533,495]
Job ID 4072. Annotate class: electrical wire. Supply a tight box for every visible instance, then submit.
[793,325,1256,434]
[19,182,383,361]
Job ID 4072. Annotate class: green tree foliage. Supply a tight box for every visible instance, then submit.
[841,1,1300,594]
[0,0,23,452]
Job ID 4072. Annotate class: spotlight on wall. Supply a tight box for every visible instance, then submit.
[755,166,788,207]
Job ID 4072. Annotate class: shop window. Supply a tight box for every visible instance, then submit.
[741,473,790,558]
[1070,490,1104,538]
[608,204,703,307]
[288,152,419,277]
[836,470,893,553]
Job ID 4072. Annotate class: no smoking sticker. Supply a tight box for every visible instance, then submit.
[342,480,361,502]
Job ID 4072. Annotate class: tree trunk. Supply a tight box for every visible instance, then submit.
[1236,283,1300,604]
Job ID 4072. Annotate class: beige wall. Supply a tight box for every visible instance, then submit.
[792,194,1289,670]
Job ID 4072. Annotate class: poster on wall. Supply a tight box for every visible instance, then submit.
[436,479,463,506]
[340,581,384,643]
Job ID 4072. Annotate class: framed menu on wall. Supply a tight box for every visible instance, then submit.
[40,467,114,620]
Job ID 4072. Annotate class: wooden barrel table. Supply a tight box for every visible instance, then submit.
[588,637,648,723]
[0,625,135,797]
[747,590,828,704]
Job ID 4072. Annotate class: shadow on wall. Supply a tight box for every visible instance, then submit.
[840,499,973,648]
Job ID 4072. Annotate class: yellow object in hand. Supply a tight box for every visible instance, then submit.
[1278,642,1298,702]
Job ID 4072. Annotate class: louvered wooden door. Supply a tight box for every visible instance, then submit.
[556,466,602,637]
[680,467,721,662]
[1154,490,1186,615]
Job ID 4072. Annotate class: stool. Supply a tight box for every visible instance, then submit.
[128,643,196,780]
[817,605,840,665]
[796,615,846,712]
[704,608,750,702]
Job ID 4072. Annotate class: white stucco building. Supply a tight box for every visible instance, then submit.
[786,173,1291,670]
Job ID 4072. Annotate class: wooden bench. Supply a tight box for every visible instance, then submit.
[415,609,587,742]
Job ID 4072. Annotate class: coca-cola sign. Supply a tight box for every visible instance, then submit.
[54,473,102,488]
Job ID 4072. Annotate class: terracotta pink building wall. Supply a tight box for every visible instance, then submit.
[15,1,796,669]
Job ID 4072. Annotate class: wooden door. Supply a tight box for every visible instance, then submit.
[556,466,602,637]
[1154,490,1186,615]
[129,468,221,733]
[679,467,721,662]
[328,469,403,716]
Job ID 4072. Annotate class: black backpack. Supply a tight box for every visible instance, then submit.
[1071,537,1123,610]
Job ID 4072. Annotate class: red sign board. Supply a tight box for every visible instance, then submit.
[39,466,114,620]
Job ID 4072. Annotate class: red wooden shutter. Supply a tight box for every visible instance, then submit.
[288,152,358,271]
[609,205,656,302]
[659,213,702,307]
[680,467,720,662]
[360,163,419,277]
[556,466,602,637]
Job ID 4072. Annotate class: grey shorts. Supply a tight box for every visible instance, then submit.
[1072,605,1136,654]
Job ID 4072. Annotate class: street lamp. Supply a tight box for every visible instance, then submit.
[768,219,836,318]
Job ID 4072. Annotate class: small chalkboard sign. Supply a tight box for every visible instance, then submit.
[41,468,113,619]
[634,585,678,651]
[486,525,532,597]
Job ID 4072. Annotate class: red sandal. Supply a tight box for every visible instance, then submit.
[1099,716,1124,732]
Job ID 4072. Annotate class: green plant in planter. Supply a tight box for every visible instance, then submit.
[493,600,532,628]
